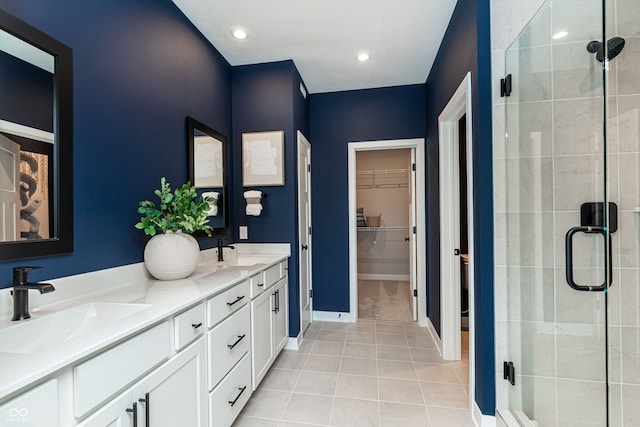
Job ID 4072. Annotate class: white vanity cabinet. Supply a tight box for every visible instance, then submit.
[0,250,290,427]
[251,262,289,390]
[206,280,252,427]
[272,278,289,355]
[0,379,58,427]
[77,334,207,427]
[250,286,274,387]
[73,322,172,418]
[174,302,207,350]
[132,337,207,427]
[75,389,134,427]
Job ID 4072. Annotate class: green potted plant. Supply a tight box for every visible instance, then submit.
[136,177,213,280]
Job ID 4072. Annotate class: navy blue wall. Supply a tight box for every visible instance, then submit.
[309,85,425,313]
[0,0,232,284]
[424,0,495,414]
[0,51,53,131]
[231,60,309,337]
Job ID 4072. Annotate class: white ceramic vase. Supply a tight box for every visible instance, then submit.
[144,231,200,280]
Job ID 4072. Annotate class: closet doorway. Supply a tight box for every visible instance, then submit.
[347,139,426,325]
[356,149,414,321]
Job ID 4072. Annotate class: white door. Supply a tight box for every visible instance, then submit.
[251,289,274,389]
[273,278,288,353]
[134,339,207,427]
[0,134,20,241]
[297,131,312,334]
[409,148,418,321]
[76,389,135,427]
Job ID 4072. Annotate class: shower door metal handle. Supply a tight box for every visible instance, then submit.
[565,226,612,292]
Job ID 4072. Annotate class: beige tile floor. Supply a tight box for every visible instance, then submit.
[358,280,413,322]
[234,320,472,427]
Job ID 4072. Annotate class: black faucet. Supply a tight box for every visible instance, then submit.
[217,239,235,262]
[11,266,55,321]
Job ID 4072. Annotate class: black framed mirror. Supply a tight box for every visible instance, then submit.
[187,117,227,236]
[0,8,73,260]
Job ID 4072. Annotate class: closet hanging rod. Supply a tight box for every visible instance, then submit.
[356,168,408,175]
[357,183,409,189]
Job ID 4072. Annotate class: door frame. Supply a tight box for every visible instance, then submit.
[347,138,427,326]
[297,131,312,335]
[438,72,476,407]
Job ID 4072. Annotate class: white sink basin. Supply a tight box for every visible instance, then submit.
[219,255,273,267]
[0,302,150,354]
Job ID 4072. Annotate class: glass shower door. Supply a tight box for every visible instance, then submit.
[503,0,626,425]
[605,0,640,425]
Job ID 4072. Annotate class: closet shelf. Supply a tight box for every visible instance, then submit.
[357,226,410,231]
[356,168,409,189]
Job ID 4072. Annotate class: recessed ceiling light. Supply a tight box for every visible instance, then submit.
[552,31,568,40]
[356,52,371,62]
[232,28,248,40]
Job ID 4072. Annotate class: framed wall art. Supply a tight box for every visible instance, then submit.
[242,130,284,186]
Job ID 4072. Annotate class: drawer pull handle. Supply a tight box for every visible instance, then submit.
[138,393,150,427]
[228,386,247,407]
[126,402,138,427]
[257,283,265,288]
[228,334,246,349]
[227,295,246,307]
[191,322,203,329]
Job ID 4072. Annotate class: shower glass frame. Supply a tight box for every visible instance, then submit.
[501,0,640,425]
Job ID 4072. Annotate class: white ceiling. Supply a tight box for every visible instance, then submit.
[172,0,458,94]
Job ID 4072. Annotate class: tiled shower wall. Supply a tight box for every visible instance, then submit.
[491,0,640,425]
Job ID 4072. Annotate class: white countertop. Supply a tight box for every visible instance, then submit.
[0,243,290,401]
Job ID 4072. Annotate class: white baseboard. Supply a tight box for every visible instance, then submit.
[473,402,496,427]
[357,274,410,281]
[312,310,354,323]
[426,317,443,356]
[285,332,302,350]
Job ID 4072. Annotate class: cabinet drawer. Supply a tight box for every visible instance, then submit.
[207,305,250,390]
[207,280,250,328]
[73,322,170,417]
[209,352,252,427]
[249,263,282,299]
[248,272,266,299]
[174,303,206,350]
[279,260,287,278]
[264,263,281,289]
[0,379,57,427]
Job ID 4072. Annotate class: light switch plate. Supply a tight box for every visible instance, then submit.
[239,226,248,240]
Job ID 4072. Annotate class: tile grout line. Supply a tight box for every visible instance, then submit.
[409,321,432,426]
[375,323,383,427]
[326,338,346,427]
[278,348,310,424]
[246,320,473,426]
